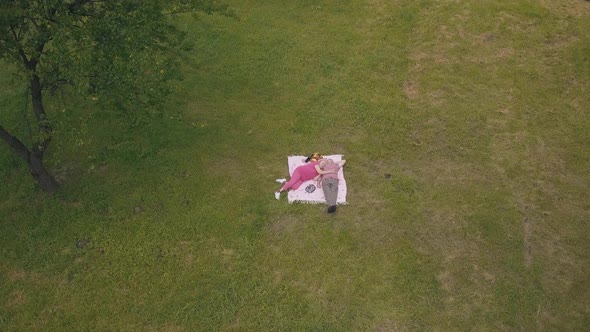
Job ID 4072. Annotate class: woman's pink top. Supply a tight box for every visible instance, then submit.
[297,161,320,180]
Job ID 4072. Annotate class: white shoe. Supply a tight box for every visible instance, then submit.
[274,192,281,200]
[275,178,287,184]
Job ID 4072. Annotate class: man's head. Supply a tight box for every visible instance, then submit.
[319,158,335,169]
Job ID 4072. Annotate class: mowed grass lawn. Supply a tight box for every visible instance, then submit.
[1,0,589,330]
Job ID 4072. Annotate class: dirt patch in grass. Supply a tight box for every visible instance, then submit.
[373,318,406,332]
[491,132,567,204]
[523,217,533,266]
[267,214,301,235]
[5,290,27,307]
[7,268,27,282]
[205,156,243,179]
[147,324,185,332]
[403,80,418,100]
[417,206,480,264]
[416,158,490,189]
[3,265,44,285]
[437,270,457,295]
[409,50,451,66]
[544,34,580,51]
[539,0,590,17]
[184,253,194,267]
[177,240,195,267]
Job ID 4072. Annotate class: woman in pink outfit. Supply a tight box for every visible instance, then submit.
[274,153,335,200]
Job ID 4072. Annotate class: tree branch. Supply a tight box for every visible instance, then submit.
[0,39,21,60]
[28,16,41,31]
[29,74,53,158]
[9,25,32,68]
[68,0,106,16]
[0,125,30,162]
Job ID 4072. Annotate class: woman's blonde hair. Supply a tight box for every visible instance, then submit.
[306,152,322,163]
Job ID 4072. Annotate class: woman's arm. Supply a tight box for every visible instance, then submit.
[314,174,322,186]
[314,165,336,174]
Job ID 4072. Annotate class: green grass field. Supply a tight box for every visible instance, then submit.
[1,0,589,330]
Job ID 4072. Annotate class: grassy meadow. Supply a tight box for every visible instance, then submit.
[1,0,589,330]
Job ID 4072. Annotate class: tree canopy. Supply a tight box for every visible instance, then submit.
[0,0,230,192]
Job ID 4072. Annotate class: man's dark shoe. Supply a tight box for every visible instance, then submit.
[327,205,337,213]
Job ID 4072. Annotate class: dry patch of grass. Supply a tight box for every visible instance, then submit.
[267,214,301,235]
[3,265,45,286]
[539,0,590,17]
[4,290,27,307]
[523,217,533,266]
[372,318,406,332]
[6,268,26,282]
[400,2,590,327]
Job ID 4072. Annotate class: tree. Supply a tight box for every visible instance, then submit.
[0,0,229,193]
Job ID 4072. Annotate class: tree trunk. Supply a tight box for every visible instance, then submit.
[0,125,60,193]
[30,74,60,193]
[1,135,60,194]
[28,151,60,194]
[30,74,53,153]
[1,26,59,193]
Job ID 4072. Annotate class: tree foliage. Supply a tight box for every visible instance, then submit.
[0,0,230,192]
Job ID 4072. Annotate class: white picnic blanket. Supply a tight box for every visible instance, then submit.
[287,155,347,204]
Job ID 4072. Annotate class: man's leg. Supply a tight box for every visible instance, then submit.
[323,178,338,212]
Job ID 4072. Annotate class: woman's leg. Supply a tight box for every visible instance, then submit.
[281,169,302,191]
[290,179,305,190]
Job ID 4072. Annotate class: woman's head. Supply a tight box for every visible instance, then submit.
[305,152,323,163]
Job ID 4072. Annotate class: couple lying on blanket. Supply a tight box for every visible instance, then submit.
[275,153,347,213]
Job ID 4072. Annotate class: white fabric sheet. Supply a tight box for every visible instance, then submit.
[286,155,347,204]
